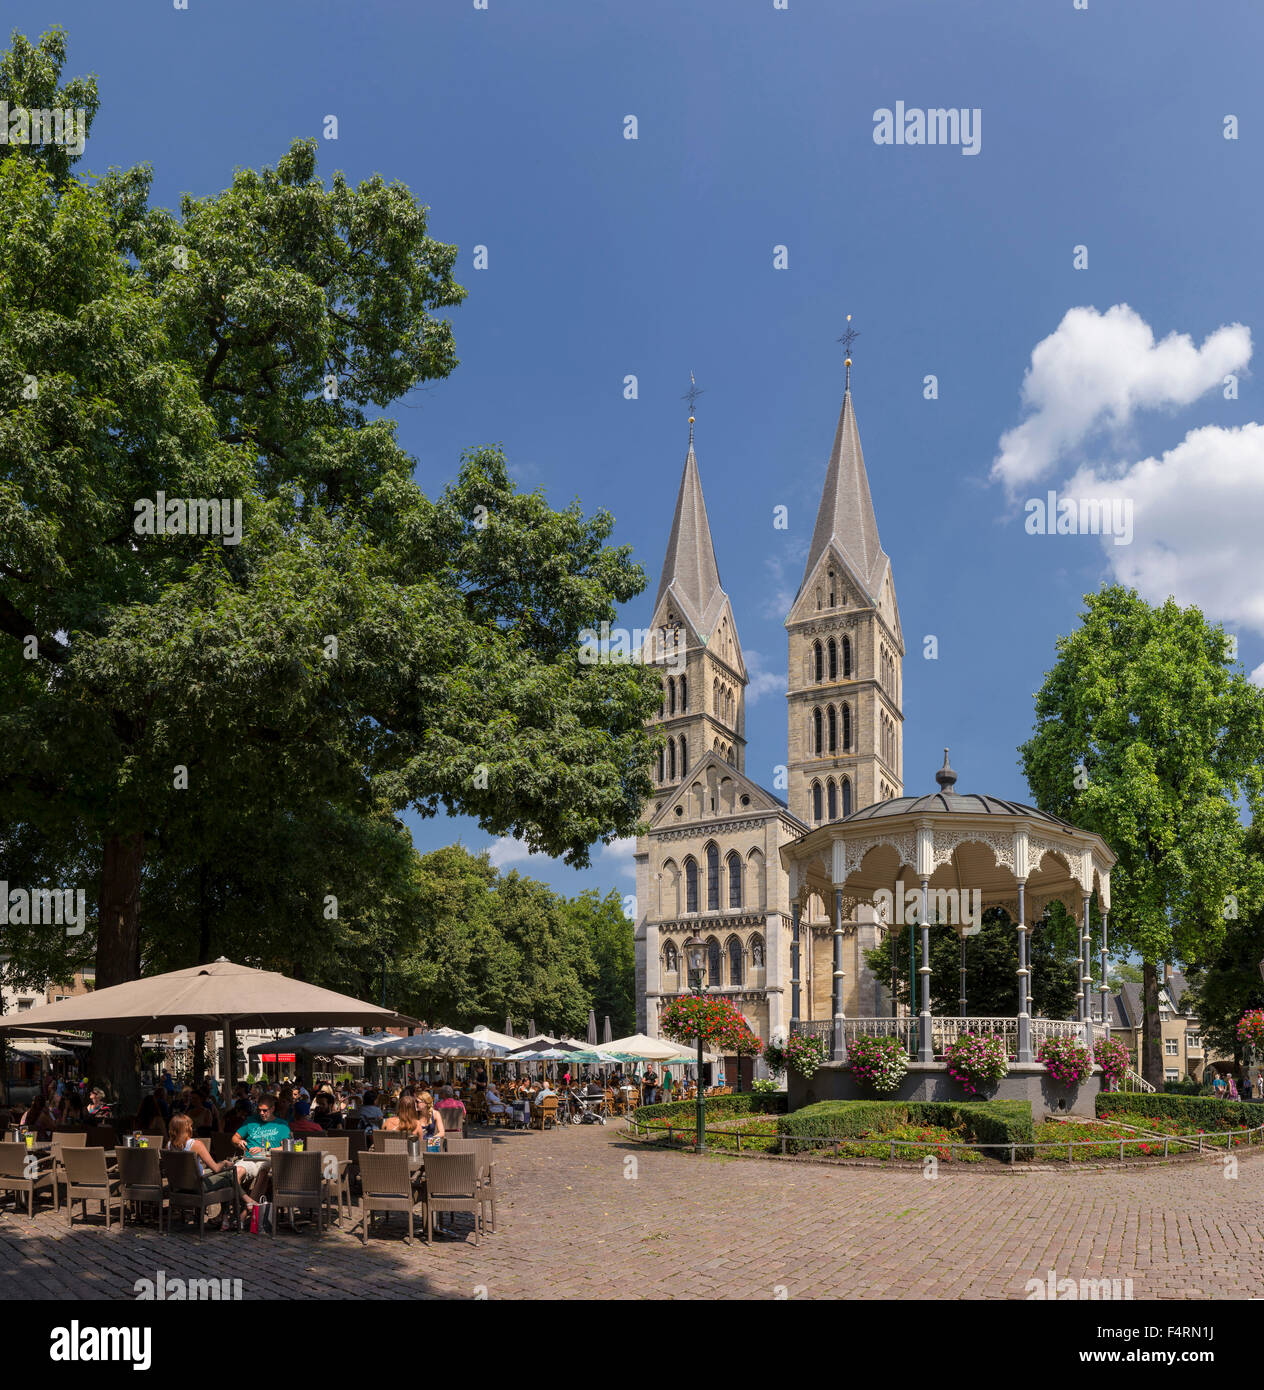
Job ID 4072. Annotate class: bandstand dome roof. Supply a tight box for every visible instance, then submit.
[844,791,1078,830]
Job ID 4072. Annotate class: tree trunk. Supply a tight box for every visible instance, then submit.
[91,830,145,1113]
[1141,960,1164,1087]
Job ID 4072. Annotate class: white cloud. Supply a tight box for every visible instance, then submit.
[486,833,638,881]
[1251,662,1264,687]
[742,646,786,705]
[758,547,804,621]
[486,835,540,869]
[992,305,1250,493]
[597,836,638,880]
[1068,421,1264,637]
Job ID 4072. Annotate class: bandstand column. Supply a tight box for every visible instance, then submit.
[917,877,933,1063]
[1016,878,1032,1063]
[832,888,846,1061]
[1099,910,1110,1030]
[790,899,802,1025]
[1079,891,1092,1030]
[958,935,967,1017]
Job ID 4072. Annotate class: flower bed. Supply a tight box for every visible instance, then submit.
[1035,1118,1163,1161]
[831,1122,984,1164]
[639,1112,781,1154]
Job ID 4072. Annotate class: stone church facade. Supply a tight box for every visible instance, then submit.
[635,380,905,1053]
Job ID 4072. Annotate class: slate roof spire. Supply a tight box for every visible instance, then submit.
[652,429,725,636]
[800,387,888,600]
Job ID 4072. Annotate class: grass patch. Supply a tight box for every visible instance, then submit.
[778,1099,1033,1161]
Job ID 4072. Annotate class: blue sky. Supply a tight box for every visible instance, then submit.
[44,0,1264,904]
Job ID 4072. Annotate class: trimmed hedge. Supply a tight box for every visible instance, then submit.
[777,1099,1034,1162]
[633,1092,788,1126]
[1161,1080,1203,1096]
[1097,1091,1263,1130]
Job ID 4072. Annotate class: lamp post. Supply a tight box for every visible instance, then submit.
[685,933,707,1155]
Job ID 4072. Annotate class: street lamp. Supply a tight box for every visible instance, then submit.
[684,932,707,1155]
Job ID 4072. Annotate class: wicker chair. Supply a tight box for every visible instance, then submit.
[50,1131,89,1211]
[531,1096,559,1131]
[161,1149,237,1236]
[357,1150,425,1246]
[0,1141,54,1217]
[421,1151,481,1244]
[436,1103,466,1140]
[116,1146,166,1232]
[306,1135,352,1226]
[465,1091,489,1128]
[444,1136,497,1234]
[270,1150,326,1237]
[208,1132,237,1164]
[62,1146,123,1230]
[86,1125,117,1150]
[371,1130,409,1153]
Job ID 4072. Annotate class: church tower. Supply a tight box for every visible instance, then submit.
[785,383,904,828]
[643,427,747,787]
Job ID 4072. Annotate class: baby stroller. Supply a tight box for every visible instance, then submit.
[573,1090,607,1125]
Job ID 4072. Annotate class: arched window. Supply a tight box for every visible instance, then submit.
[842,703,852,751]
[679,735,688,775]
[679,676,687,712]
[657,748,664,782]
[827,779,837,820]
[668,740,676,780]
[727,938,743,987]
[812,781,822,822]
[812,707,823,755]
[707,937,723,987]
[668,679,676,715]
[706,843,720,911]
[828,638,837,680]
[815,588,822,612]
[842,635,852,678]
[685,858,698,914]
[727,852,742,909]
[841,777,852,818]
[827,705,837,754]
[813,641,823,683]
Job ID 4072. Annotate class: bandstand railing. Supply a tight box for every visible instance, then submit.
[791,1015,1110,1063]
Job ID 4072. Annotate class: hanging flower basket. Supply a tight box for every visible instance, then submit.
[659,995,762,1055]
[1236,1010,1264,1052]
[944,1033,1009,1095]
[1038,1034,1093,1087]
[846,1034,908,1094]
[1093,1037,1130,1088]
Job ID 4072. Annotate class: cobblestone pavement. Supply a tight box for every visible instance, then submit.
[1,1123,1262,1300]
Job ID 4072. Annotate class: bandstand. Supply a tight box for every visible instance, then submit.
[779,753,1118,1116]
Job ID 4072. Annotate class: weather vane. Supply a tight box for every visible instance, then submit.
[837,314,860,389]
[682,370,704,444]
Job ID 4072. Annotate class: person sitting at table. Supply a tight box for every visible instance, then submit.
[288,1098,324,1136]
[358,1089,385,1128]
[136,1091,168,1134]
[21,1093,53,1139]
[382,1094,423,1138]
[232,1094,291,1201]
[312,1092,338,1129]
[485,1082,510,1124]
[168,1113,242,1223]
[60,1091,86,1127]
[414,1093,445,1150]
[435,1085,466,1134]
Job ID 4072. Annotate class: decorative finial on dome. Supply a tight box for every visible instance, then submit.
[935,748,957,794]
[682,370,703,447]
[837,313,860,392]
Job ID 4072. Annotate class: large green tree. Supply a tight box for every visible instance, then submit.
[1020,586,1264,1084]
[0,30,661,1104]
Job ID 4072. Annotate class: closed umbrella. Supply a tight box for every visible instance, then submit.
[528,1018,537,1038]
[504,1013,514,1040]
[603,1016,613,1045]
[586,1009,598,1046]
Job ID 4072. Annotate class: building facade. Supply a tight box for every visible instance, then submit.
[635,381,904,1048]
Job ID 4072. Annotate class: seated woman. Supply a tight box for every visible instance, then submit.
[382,1094,423,1138]
[484,1081,510,1124]
[434,1084,466,1136]
[86,1088,111,1121]
[135,1093,168,1134]
[414,1093,445,1151]
[167,1113,244,1226]
[21,1094,53,1139]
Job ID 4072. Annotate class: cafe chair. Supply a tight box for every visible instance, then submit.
[422,1151,482,1245]
[271,1150,326,1237]
[532,1096,559,1131]
[62,1146,123,1231]
[306,1135,352,1226]
[357,1150,425,1246]
[444,1137,497,1234]
[116,1146,166,1233]
[161,1149,238,1236]
[0,1141,55,1217]
[86,1125,117,1150]
[50,1131,89,1211]
[371,1131,409,1153]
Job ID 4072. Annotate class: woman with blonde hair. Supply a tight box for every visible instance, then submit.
[414,1091,445,1149]
[167,1113,242,1226]
[383,1094,422,1137]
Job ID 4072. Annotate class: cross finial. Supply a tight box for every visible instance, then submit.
[682,370,704,445]
[837,313,860,390]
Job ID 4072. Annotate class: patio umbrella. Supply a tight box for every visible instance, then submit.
[528,1018,537,1038]
[469,1024,519,1050]
[586,1009,598,1046]
[603,1016,612,1045]
[374,1030,508,1059]
[511,1048,579,1062]
[246,1028,381,1057]
[504,1013,514,1040]
[8,1039,76,1059]
[510,1037,575,1053]
[605,1032,718,1064]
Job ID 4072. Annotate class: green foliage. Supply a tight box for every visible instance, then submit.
[864,906,1078,1018]
[778,1099,1034,1160]
[1096,1091,1262,1131]
[1020,586,1264,1082]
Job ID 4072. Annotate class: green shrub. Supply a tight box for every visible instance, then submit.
[1097,1091,1263,1131]
[1161,1079,1202,1096]
[777,1098,1034,1161]
[633,1091,788,1126]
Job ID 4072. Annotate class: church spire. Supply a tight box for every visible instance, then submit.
[799,386,887,602]
[652,391,725,636]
